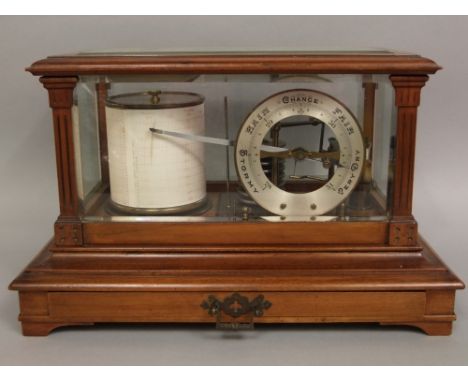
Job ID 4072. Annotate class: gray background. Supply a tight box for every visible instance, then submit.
[0,16,467,365]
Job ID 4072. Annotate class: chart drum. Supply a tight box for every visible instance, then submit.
[105,91,207,214]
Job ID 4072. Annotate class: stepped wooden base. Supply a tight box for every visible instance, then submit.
[9,237,464,336]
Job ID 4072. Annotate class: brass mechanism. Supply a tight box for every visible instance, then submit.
[260,147,340,161]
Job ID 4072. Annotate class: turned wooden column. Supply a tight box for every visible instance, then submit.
[40,76,82,246]
[388,75,429,246]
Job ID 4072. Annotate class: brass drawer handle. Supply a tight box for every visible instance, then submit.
[201,293,272,330]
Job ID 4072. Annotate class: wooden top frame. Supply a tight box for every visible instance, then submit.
[26,51,441,76]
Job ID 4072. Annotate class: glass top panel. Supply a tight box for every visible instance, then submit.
[52,49,408,58]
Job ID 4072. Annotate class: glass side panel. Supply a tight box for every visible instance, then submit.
[373,76,396,207]
[75,74,395,222]
[73,79,102,203]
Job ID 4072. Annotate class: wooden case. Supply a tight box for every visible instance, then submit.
[9,51,464,335]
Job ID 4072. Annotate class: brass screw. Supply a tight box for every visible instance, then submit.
[310,203,317,210]
[280,203,287,210]
[149,90,161,105]
[242,206,251,221]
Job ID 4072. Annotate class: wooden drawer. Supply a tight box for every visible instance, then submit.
[47,291,426,323]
